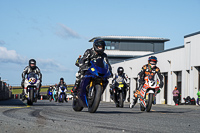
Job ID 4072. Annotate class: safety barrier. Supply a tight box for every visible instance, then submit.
[0,81,12,101]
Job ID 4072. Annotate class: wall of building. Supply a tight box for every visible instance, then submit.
[105,41,164,52]
[102,32,200,105]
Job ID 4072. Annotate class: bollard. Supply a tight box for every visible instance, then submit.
[16,94,18,99]
[41,95,43,100]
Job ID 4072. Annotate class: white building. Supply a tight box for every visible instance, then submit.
[102,31,200,105]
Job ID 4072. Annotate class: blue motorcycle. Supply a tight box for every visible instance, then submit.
[48,90,53,102]
[72,58,111,113]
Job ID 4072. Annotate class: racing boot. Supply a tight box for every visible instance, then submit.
[71,85,78,99]
[23,88,28,100]
[134,89,144,100]
[109,88,113,100]
[22,90,25,101]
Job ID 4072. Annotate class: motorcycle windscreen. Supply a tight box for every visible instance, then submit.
[90,58,110,77]
[27,72,38,84]
[60,86,66,91]
[27,72,38,79]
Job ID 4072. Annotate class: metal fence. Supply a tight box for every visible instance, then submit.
[0,81,12,100]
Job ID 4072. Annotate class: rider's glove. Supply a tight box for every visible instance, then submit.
[159,82,164,88]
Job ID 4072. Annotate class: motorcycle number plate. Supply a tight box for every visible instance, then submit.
[146,94,148,100]
[118,84,124,88]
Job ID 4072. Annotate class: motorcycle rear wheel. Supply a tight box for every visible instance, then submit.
[88,84,102,113]
[146,93,153,112]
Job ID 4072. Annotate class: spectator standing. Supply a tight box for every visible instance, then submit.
[172,86,179,105]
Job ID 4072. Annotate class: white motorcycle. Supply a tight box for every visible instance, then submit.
[24,72,40,105]
[58,85,67,103]
[131,74,161,112]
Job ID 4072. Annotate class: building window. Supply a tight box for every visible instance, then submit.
[105,41,119,50]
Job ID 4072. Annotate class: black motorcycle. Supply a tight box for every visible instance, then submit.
[111,81,127,108]
[183,96,196,105]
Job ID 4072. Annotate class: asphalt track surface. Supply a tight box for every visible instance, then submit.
[0,99,200,133]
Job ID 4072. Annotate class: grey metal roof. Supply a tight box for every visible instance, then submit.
[89,36,170,42]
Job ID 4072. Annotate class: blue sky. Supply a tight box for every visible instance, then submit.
[0,0,200,86]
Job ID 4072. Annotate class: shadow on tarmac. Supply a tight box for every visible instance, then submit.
[0,99,72,107]
[149,110,190,114]
[95,110,143,114]
[0,99,25,106]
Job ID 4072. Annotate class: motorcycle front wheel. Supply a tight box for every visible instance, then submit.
[146,93,153,112]
[61,94,65,103]
[27,89,34,105]
[88,84,102,113]
[119,92,124,108]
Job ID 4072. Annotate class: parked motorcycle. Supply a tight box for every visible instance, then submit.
[58,85,67,103]
[132,74,160,112]
[24,72,40,105]
[183,96,196,105]
[111,81,127,108]
[72,57,111,113]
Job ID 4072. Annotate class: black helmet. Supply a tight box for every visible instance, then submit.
[29,59,36,69]
[60,78,64,81]
[117,67,124,76]
[93,39,106,54]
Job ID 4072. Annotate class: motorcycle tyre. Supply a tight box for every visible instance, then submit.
[146,93,153,112]
[61,94,65,103]
[27,89,34,105]
[119,92,124,108]
[88,84,102,113]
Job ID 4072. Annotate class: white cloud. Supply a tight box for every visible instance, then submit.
[0,46,74,72]
[55,23,81,39]
[37,58,75,72]
[0,46,26,64]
